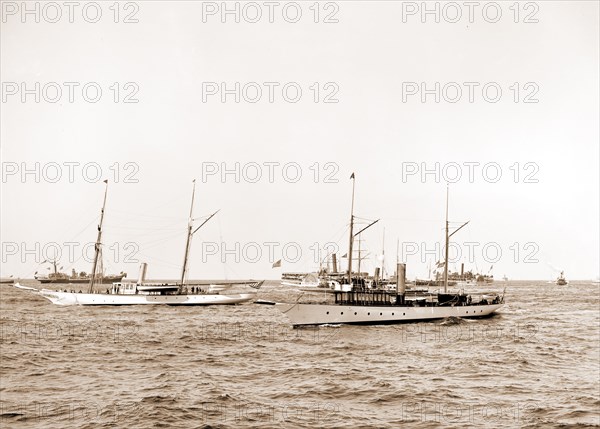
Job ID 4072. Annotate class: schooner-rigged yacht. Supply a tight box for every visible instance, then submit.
[16,180,262,305]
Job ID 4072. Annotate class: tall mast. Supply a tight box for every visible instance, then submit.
[88,180,108,293]
[180,180,196,290]
[443,184,449,294]
[442,185,469,293]
[347,173,356,285]
[357,235,361,277]
[381,228,385,278]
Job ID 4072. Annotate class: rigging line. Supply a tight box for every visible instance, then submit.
[109,216,185,227]
[217,212,228,281]
[52,204,97,243]
[120,227,186,241]
[315,226,350,267]
[381,216,440,221]
[58,215,99,250]
[105,224,183,231]
[43,241,95,272]
[106,215,187,237]
[134,252,182,269]
[146,189,190,212]
[220,261,245,279]
[324,223,348,246]
[353,216,378,223]
[194,211,221,221]
[111,207,184,217]
[107,219,185,232]
[133,232,188,251]
[113,189,188,216]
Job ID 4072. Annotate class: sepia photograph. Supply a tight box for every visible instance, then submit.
[1,1,599,428]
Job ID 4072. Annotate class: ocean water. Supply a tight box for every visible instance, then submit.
[1,280,599,428]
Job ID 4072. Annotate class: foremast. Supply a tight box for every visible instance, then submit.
[178,180,220,294]
[347,173,356,285]
[443,184,469,293]
[443,185,450,293]
[345,173,378,287]
[88,180,109,293]
[179,180,196,293]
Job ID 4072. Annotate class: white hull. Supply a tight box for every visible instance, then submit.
[281,280,321,288]
[38,289,255,306]
[275,302,503,326]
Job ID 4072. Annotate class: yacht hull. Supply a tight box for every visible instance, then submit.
[275,302,503,326]
[38,289,255,306]
[36,276,124,284]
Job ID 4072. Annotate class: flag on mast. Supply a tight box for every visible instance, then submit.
[350,172,355,179]
[272,259,281,268]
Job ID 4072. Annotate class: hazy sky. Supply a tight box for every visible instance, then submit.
[1,1,598,281]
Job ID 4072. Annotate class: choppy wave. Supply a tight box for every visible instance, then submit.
[1,281,599,428]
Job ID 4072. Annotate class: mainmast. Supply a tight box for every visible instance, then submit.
[443,184,469,294]
[381,228,386,279]
[347,173,356,285]
[443,184,449,293]
[179,179,196,291]
[357,235,362,277]
[88,180,109,293]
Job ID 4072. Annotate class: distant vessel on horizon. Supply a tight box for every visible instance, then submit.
[556,271,568,286]
[34,260,125,284]
[416,262,493,287]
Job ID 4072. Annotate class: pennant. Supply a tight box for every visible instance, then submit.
[272,259,281,268]
[249,280,264,289]
[350,172,355,179]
